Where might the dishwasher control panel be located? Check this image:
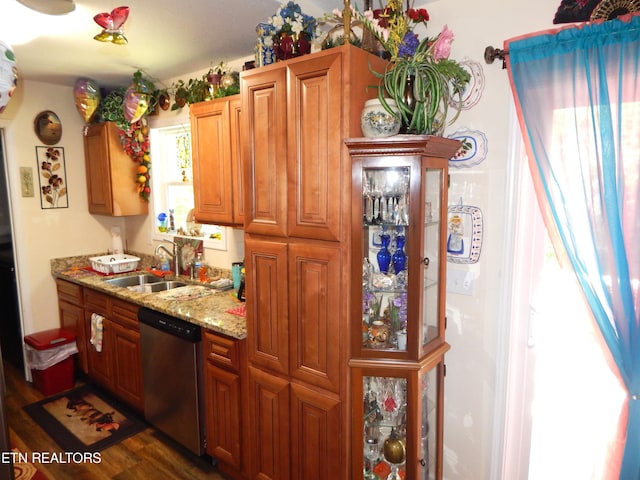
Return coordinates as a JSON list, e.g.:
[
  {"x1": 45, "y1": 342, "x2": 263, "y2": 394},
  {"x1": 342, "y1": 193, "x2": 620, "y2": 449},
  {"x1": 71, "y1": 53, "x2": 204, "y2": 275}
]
[{"x1": 138, "y1": 307, "x2": 201, "y2": 342}]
